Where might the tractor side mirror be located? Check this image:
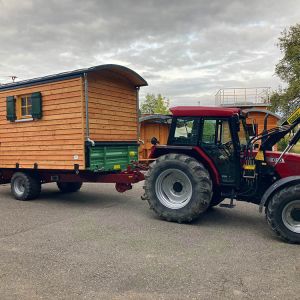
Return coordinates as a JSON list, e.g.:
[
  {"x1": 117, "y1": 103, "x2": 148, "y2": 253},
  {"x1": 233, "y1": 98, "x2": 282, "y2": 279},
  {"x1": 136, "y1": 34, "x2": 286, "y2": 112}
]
[{"x1": 151, "y1": 137, "x2": 159, "y2": 145}]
